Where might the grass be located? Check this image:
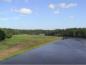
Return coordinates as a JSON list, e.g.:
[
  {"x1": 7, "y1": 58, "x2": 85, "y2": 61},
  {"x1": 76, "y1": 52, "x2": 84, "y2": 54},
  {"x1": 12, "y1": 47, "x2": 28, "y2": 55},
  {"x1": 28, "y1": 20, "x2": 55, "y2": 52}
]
[{"x1": 0, "y1": 34, "x2": 62, "y2": 60}]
